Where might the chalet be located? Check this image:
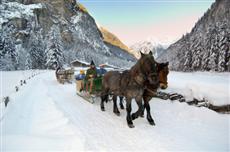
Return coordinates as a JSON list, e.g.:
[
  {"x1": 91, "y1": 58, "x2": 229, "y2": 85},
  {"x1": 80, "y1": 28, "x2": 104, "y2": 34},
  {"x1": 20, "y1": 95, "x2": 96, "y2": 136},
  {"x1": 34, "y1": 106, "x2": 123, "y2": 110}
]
[{"x1": 71, "y1": 59, "x2": 89, "y2": 67}]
